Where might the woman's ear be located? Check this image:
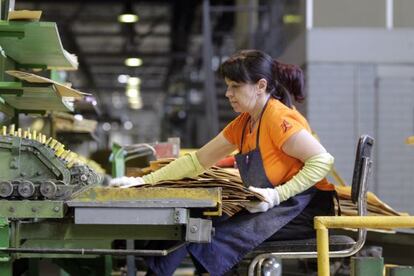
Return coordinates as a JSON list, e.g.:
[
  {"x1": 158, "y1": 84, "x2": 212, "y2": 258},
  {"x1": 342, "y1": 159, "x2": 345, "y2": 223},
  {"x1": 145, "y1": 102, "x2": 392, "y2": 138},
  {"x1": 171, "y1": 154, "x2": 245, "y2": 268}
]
[{"x1": 257, "y1": 78, "x2": 267, "y2": 94}]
